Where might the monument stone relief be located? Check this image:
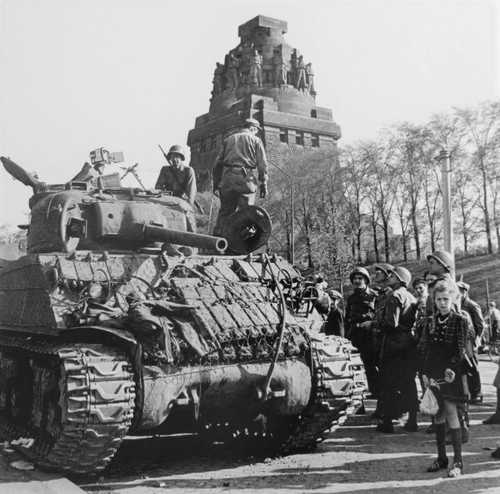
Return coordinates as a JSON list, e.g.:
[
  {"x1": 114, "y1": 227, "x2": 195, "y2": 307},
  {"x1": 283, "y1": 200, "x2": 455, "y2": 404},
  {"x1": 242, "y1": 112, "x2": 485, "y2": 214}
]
[{"x1": 187, "y1": 15, "x2": 341, "y2": 191}]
